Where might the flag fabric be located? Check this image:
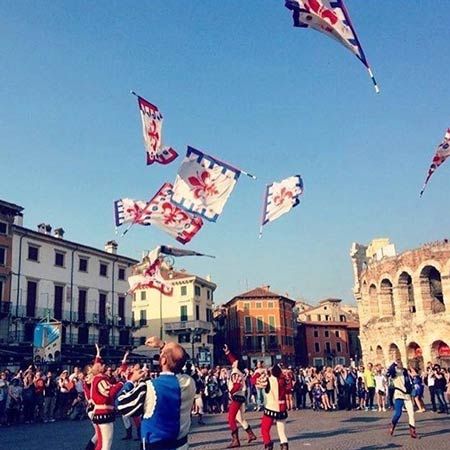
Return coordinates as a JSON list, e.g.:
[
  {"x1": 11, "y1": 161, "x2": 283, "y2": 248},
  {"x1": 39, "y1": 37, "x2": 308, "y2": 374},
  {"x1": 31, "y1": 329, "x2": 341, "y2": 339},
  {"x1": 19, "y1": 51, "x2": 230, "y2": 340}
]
[
  {"x1": 159, "y1": 245, "x2": 215, "y2": 258},
  {"x1": 145, "y1": 183, "x2": 204, "y2": 244},
  {"x1": 260, "y1": 175, "x2": 304, "y2": 235},
  {"x1": 285, "y1": 0, "x2": 379, "y2": 92},
  {"x1": 114, "y1": 183, "x2": 204, "y2": 244},
  {"x1": 420, "y1": 128, "x2": 450, "y2": 196},
  {"x1": 114, "y1": 198, "x2": 152, "y2": 227},
  {"x1": 171, "y1": 146, "x2": 241, "y2": 222},
  {"x1": 128, "y1": 247, "x2": 173, "y2": 296},
  {"x1": 135, "y1": 94, "x2": 178, "y2": 165}
]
